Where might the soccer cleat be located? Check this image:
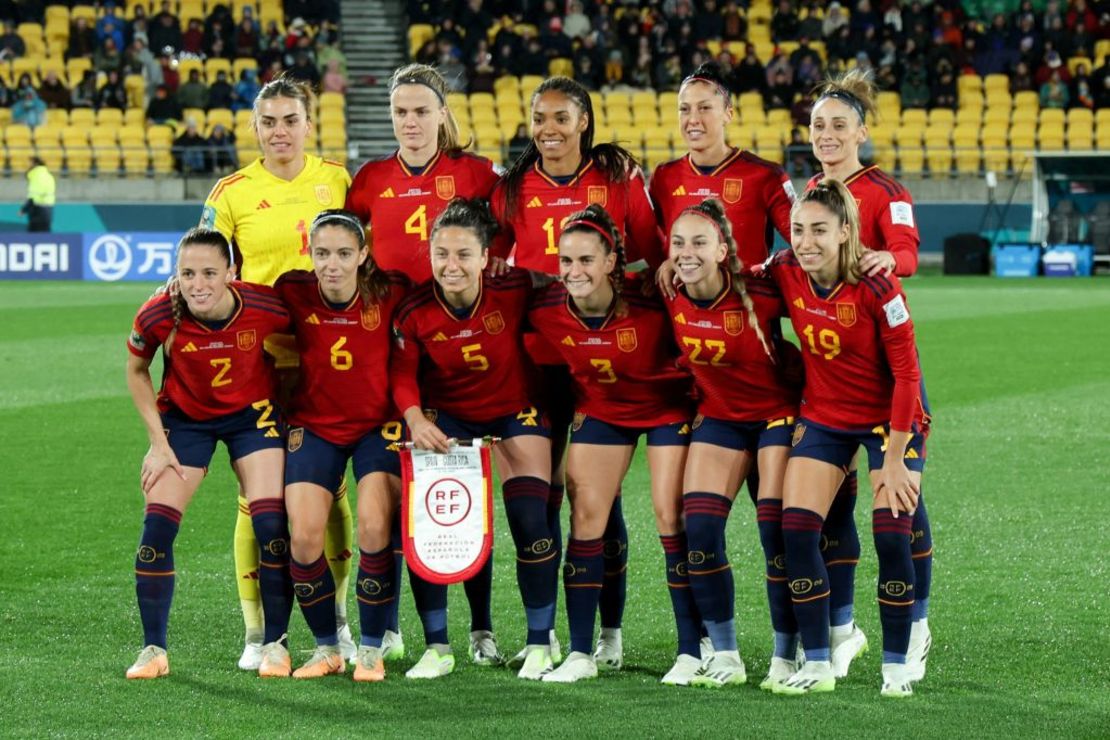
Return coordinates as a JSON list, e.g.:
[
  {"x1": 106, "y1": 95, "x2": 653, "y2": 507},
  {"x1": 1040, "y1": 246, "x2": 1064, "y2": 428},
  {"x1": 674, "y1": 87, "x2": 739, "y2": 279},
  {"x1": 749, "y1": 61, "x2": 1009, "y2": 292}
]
[
  {"x1": 660, "y1": 654, "x2": 703, "y2": 686},
  {"x1": 353, "y1": 646, "x2": 386, "y2": 682},
  {"x1": 830, "y1": 624, "x2": 868, "y2": 678},
  {"x1": 238, "y1": 639, "x2": 263, "y2": 671},
  {"x1": 405, "y1": 648, "x2": 455, "y2": 679},
  {"x1": 699, "y1": 636, "x2": 715, "y2": 661},
  {"x1": 881, "y1": 662, "x2": 914, "y2": 697},
  {"x1": 468, "y1": 630, "x2": 506, "y2": 666},
  {"x1": 337, "y1": 623, "x2": 357, "y2": 665},
  {"x1": 258, "y1": 640, "x2": 292, "y2": 678},
  {"x1": 293, "y1": 644, "x2": 345, "y2": 679},
  {"x1": 690, "y1": 650, "x2": 747, "y2": 688},
  {"x1": 126, "y1": 645, "x2": 169, "y2": 680},
  {"x1": 593, "y1": 628, "x2": 623, "y2": 671},
  {"x1": 773, "y1": 660, "x2": 835, "y2": 695},
  {"x1": 541, "y1": 651, "x2": 598, "y2": 683},
  {"x1": 906, "y1": 620, "x2": 932, "y2": 682},
  {"x1": 381, "y1": 629, "x2": 405, "y2": 661},
  {"x1": 508, "y1": 630, "x2": 562, "y2": 669},
  {"x1": 759, "y1": 657, "x2": 797, "y2": 691},
  {"x1": 517, "y1": 646, "x2": 554, "y2": 681}
]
